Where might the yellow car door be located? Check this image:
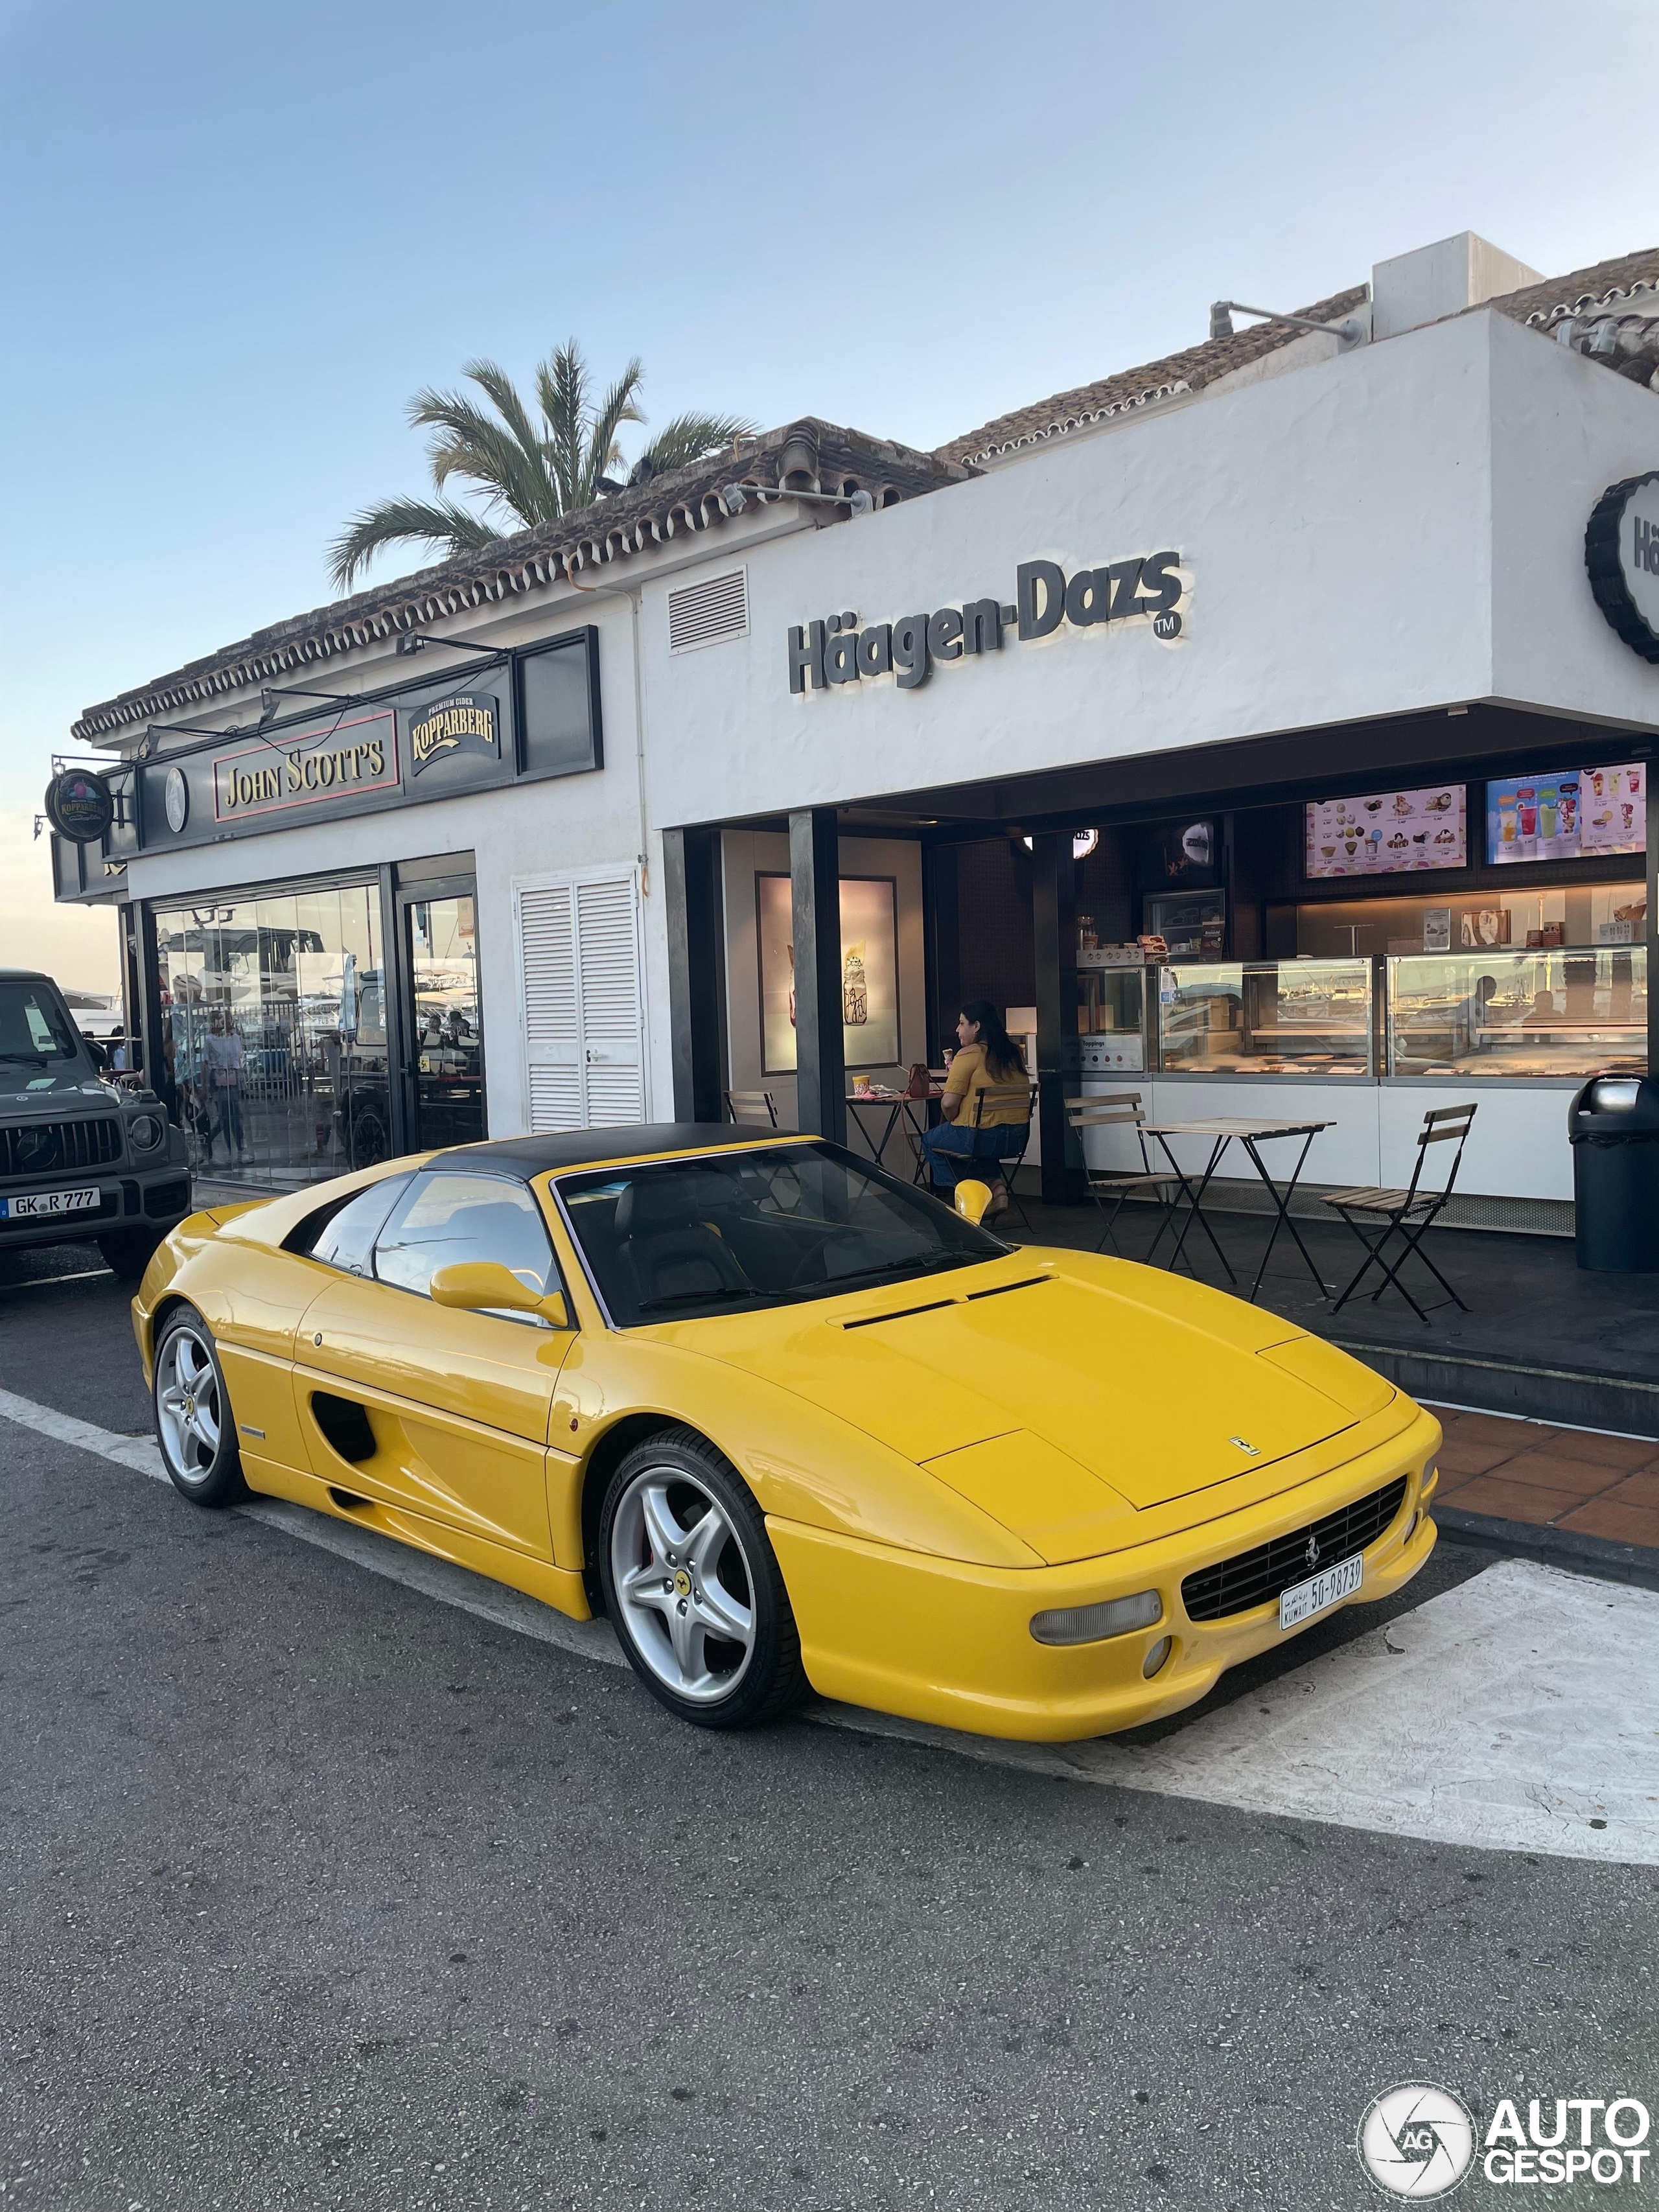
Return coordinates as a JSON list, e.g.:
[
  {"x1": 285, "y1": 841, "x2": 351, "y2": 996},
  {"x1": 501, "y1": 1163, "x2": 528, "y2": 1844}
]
[{"x1": 292, "y1": 1167, "x2": 573, "y2": 1557}]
